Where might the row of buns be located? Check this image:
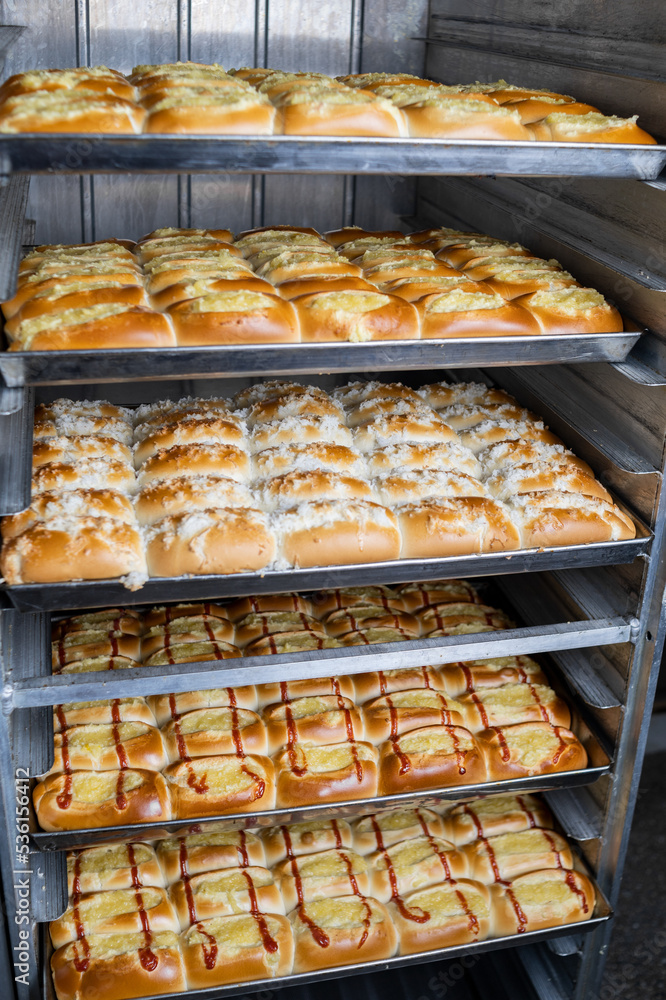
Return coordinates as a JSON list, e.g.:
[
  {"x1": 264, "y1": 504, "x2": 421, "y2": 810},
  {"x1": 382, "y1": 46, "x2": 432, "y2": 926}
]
[
  {"x1": 3, "y1": 224, "x2": 624, "y2": 351},
  {"x1": 1, "y1": 379, "x2": 636, "y2": 587},
  {"x1": 50, "y1": 793, "x2": 595, "y2": 999},
  {"x1": 0, "y1": 62, "x2": 654, "y2": 144},
  {"x1": 35, "y1": 583, "x2": 588, "y2": 832}
]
